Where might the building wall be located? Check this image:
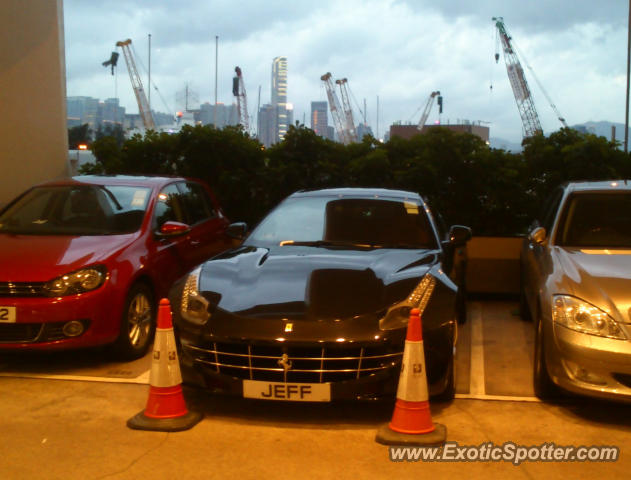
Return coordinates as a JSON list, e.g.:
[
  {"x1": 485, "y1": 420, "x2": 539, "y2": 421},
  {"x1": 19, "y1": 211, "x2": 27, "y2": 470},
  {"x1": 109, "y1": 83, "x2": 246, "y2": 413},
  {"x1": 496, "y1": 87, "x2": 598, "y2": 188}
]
[
  {"x1": 311, "y1": 101, "x2": 328, "y2": 138},
  {"x1": 0, "y1": 0, "x2": 68, "y2": 206},
  {"x1": 271, "y1": 56, "x2": 288, "y2": 143}
]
